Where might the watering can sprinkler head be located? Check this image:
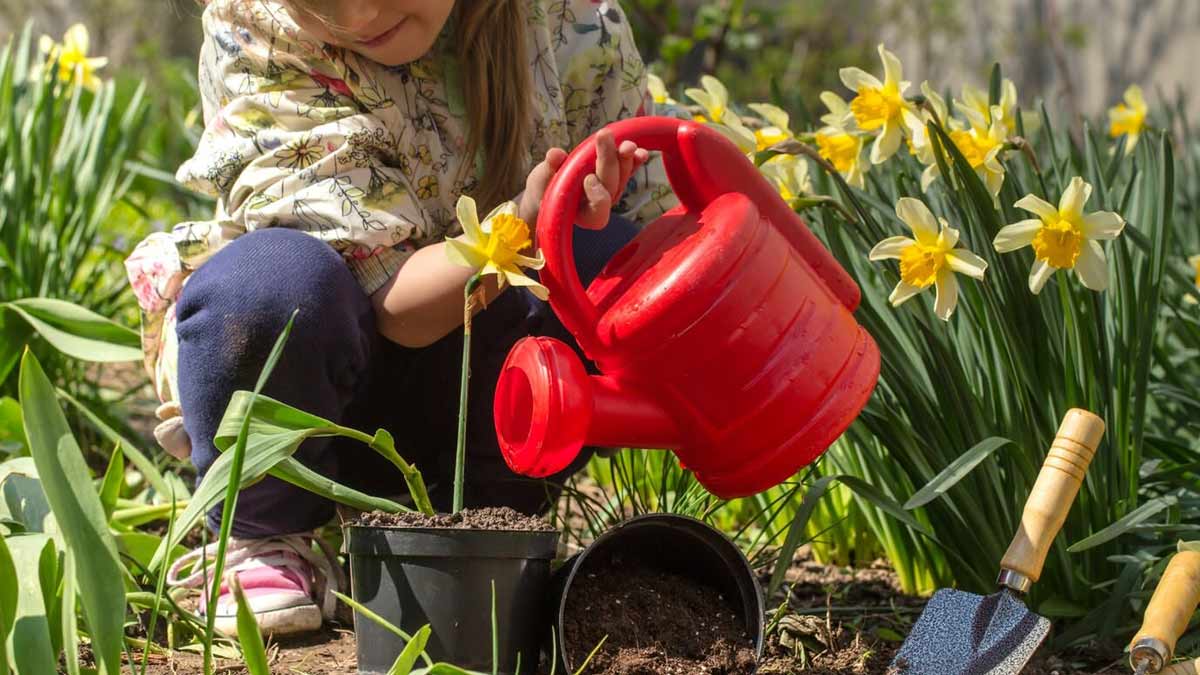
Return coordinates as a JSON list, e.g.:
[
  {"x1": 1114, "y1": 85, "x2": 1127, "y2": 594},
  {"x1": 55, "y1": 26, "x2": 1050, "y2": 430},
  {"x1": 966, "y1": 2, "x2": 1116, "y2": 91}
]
[{"x1": 494, "y1": 116, "x2": 881, "y2": 498}]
